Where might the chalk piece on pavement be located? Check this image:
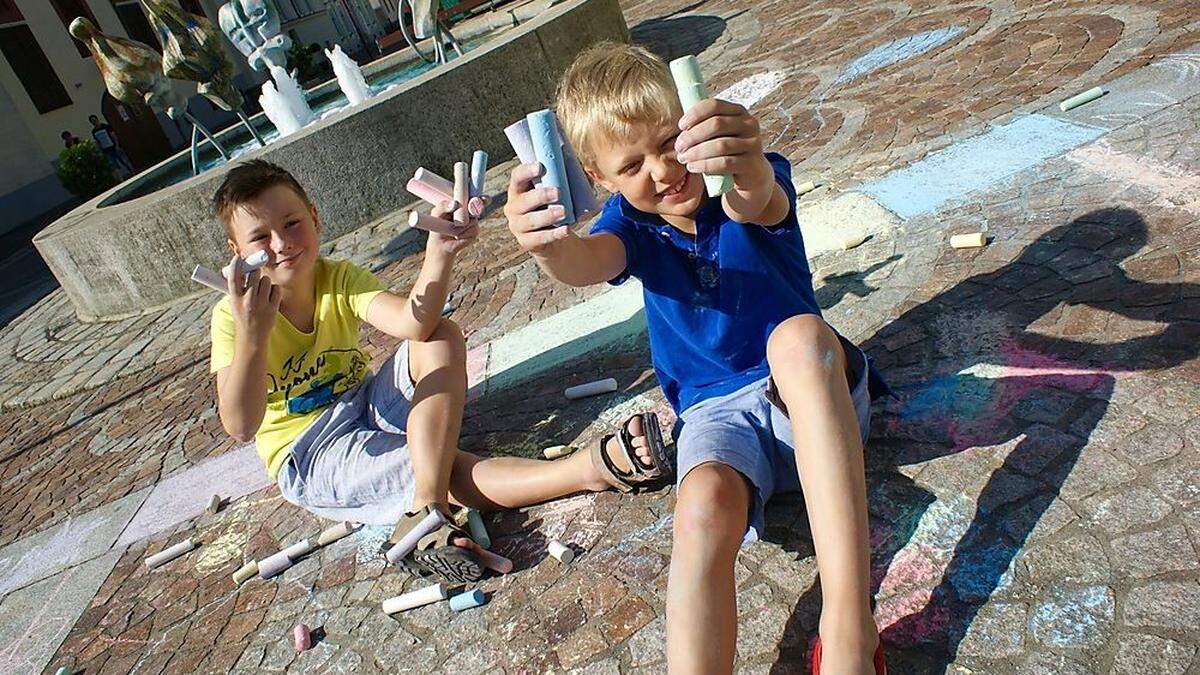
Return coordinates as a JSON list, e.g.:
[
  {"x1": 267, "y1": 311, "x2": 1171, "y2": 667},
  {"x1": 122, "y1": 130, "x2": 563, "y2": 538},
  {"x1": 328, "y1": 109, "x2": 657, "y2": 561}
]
[
  {"x1": 282, "y1": 538, "x2": 316, "y2": 560},
  {"x1": 382, "y1": 583, "x2": 448, "y2": 613},
  {"x1": 145, "y1": 539, "x2": 196, "y2": 569},
  {"x1": 293, "y1": 624, "x2": 312, "y2": 652},
  {"x1": 564, "y1": 378, "x2": 618, "y2": 400},
  {"x1": 258, "y1": 550, "x2": 294, "y2": 579},
  {"x1": 950, "y1": 232, "x2": 987, "y2": 249},
  {"x1": 839, "y1": 233, "x2": 868, "y2": 251},
  {"x1": 232, "y1": 560, "x2": 258, "y2": 585},
  {"x1": 449, "y1": 588, "x2": 487, "y2": 612},
  {"x1": 543, "y1": 444, "x2": 575, "y2": 460},
  {"x1": 207, "y1": 494, "x2": 223, "y2": 514},
  {"x1": 1059, "y1": 87, "x2": 1105, "y2": 112},
  {"x1": 456, "y1": 539, "x2": 513, "y2": 574},
  {"x1": 548, "y1": 540, "x2": 575, "y2": 564},
  {"x1": 384, "y1": 509, "x2": 448, "y2": 564},
  {"x1": 796, "y1": 181, "x2": 817, "y2": 197},
  {"x1": 316, "y1": 521, "x2": 357, "y2": 546},
  {"x1": 466, "y1": 509, "x2": 491, "y2": 549}
]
